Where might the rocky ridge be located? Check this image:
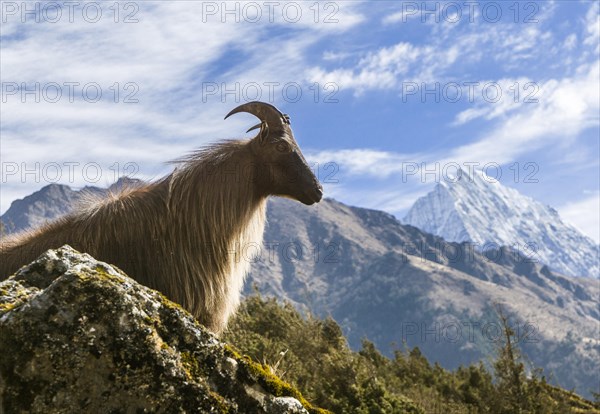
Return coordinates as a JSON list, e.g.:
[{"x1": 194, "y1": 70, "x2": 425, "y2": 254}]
[{"x1": 0, "y1": 246, "x2": 326, "y2": 414}]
